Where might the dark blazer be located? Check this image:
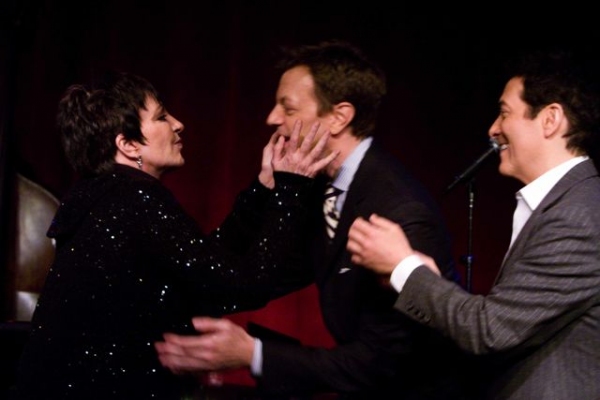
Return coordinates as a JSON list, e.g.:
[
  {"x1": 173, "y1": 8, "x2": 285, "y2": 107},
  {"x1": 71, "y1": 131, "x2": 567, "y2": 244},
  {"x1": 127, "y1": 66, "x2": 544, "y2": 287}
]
[
  {"x1": 258, "y1": 141, "x2": 470, "y2": 399},
  {"x1": 396, "y1": 159, "x2": 600, "y2": 399}
]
